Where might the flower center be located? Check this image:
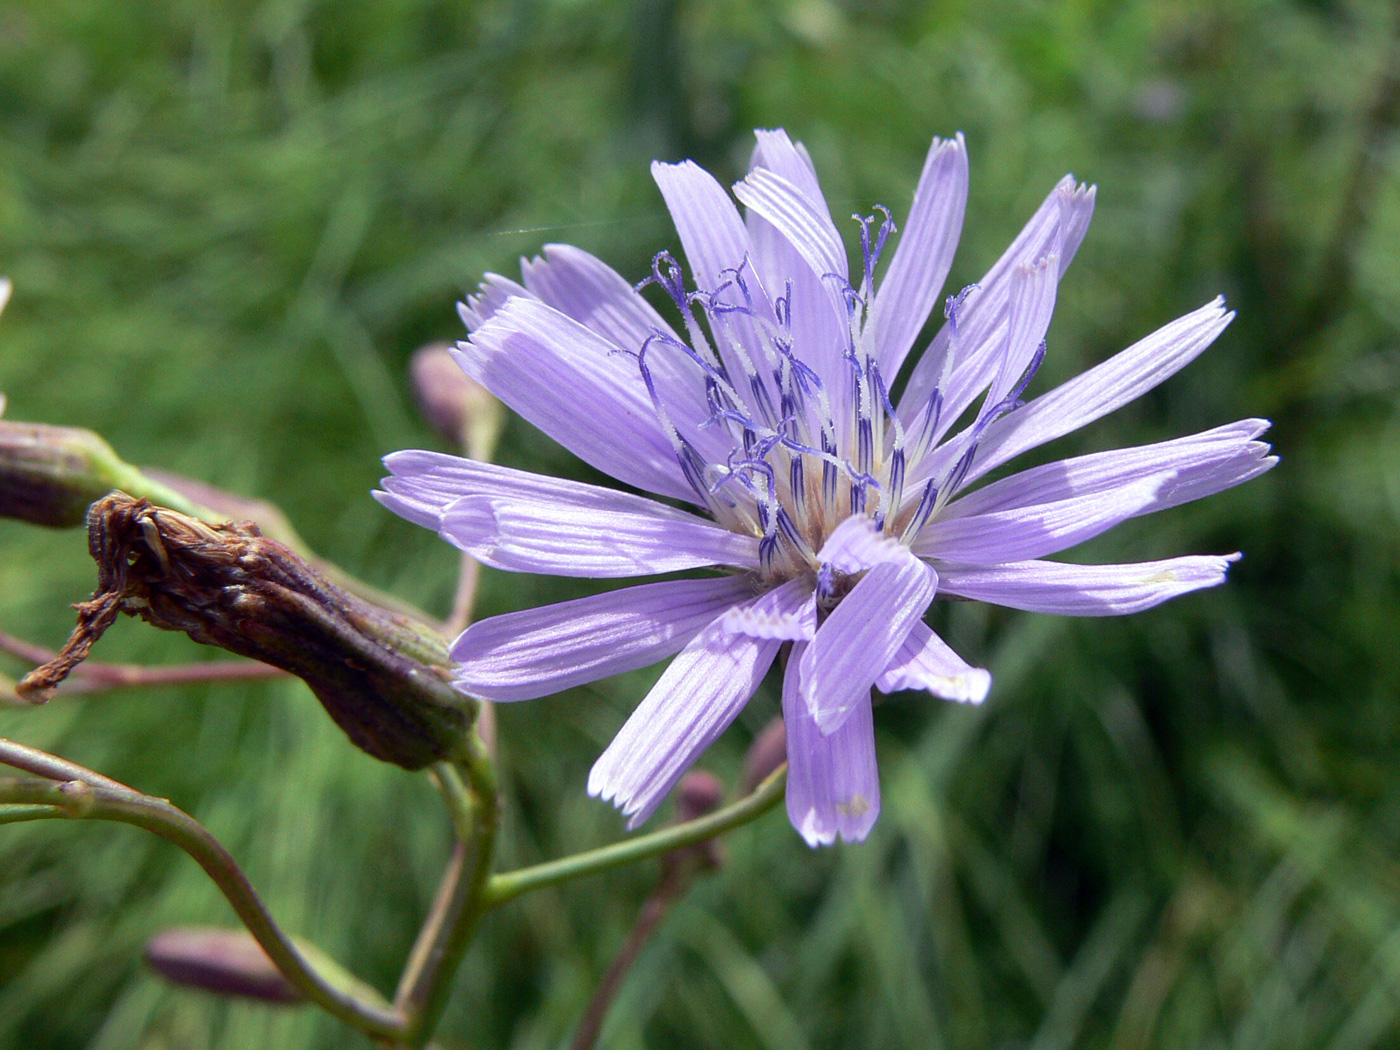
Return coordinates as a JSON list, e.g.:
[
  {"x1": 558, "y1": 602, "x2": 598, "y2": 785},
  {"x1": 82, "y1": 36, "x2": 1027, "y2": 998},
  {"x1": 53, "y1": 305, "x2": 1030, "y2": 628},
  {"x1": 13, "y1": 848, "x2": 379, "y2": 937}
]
[{"x1": 629, "y1": 212, "x2": 1042, "y2": 584}]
